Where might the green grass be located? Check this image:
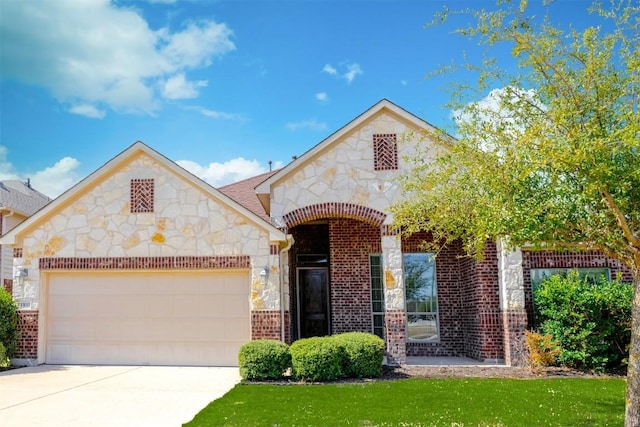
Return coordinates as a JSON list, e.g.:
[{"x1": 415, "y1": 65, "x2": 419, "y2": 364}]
[{"x1": 184, "y1": 377, "x2": 625, "y2": 427}]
